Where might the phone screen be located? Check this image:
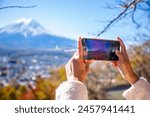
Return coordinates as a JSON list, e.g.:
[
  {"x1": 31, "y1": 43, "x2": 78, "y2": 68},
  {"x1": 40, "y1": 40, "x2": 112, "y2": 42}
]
[{"x1": 81, "y1": 38, "x2": 120, "y2": 61}]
